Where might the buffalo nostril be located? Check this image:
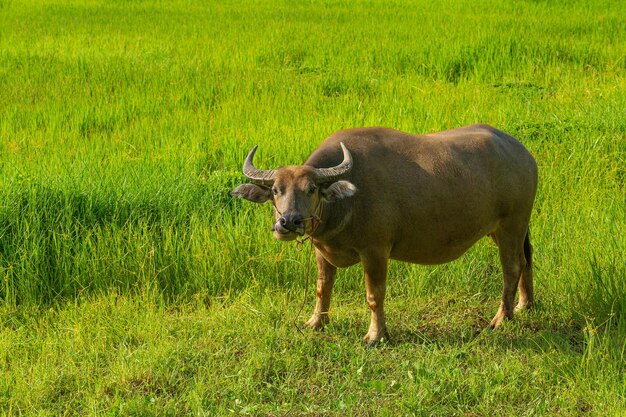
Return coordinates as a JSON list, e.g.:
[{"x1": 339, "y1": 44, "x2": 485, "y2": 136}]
[{"x1": 278, "y1": 214, "x2": 304, "y2": 232}]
